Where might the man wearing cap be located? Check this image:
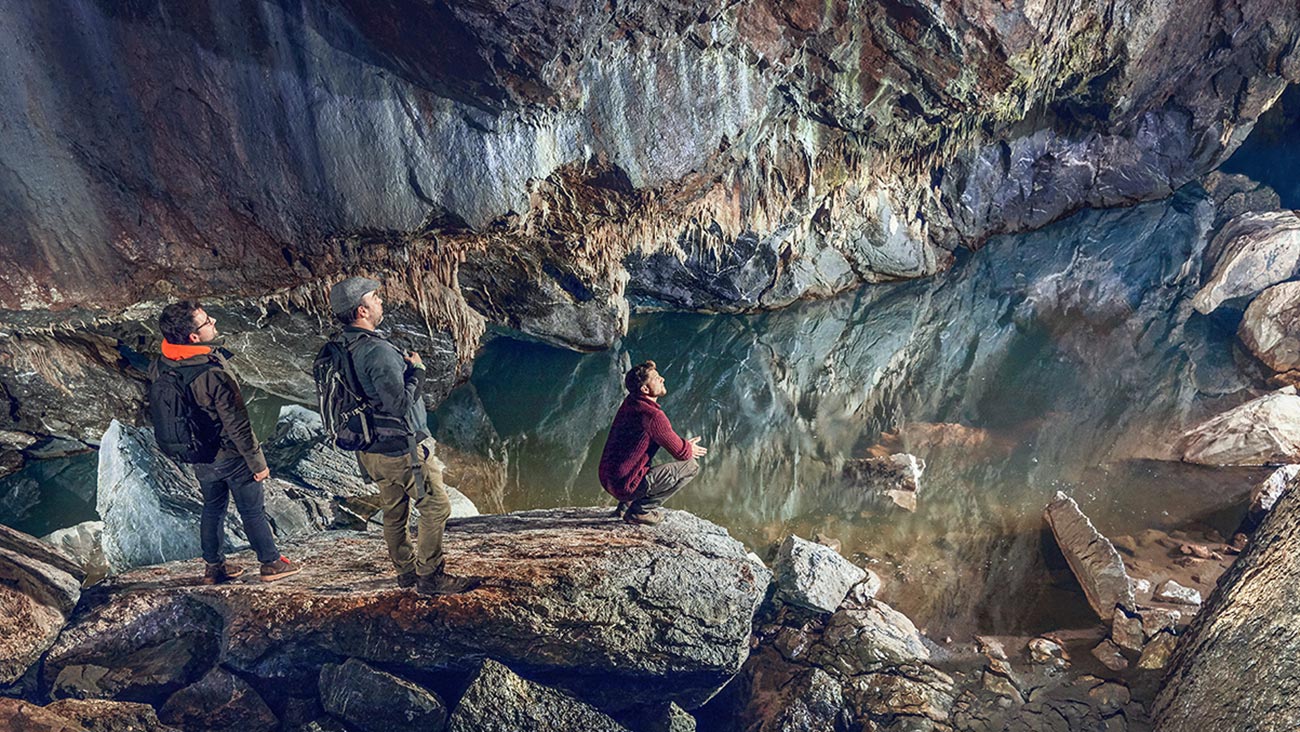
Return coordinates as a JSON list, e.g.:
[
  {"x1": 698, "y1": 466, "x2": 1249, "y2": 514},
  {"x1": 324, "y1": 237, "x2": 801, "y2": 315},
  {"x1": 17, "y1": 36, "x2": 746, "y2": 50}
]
[{"x1": 327, "y1": 277, "x2": 453, "y2": 594}]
